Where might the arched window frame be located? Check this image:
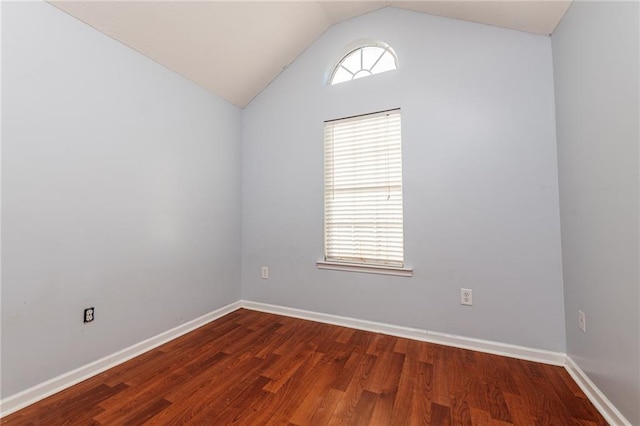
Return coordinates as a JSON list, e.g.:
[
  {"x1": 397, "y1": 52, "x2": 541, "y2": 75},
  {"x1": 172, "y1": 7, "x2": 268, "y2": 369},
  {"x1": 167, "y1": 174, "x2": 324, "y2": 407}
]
[{"x1": 324, "y1": 39, "x2": 398, "y2": 86}]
